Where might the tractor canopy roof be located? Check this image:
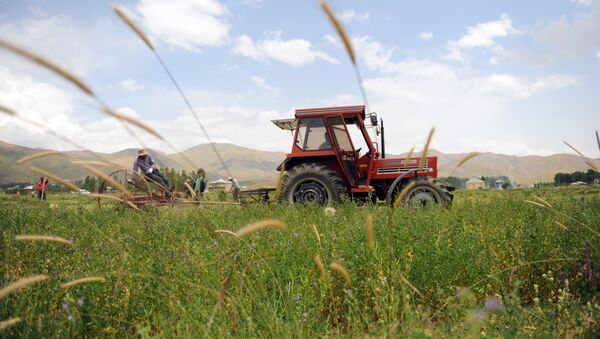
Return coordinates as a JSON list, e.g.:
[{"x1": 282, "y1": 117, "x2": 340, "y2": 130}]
[
  {"x1": 271, "y1": 105, "x2": 366, "y2": 131},
  {"x1": 294, "y1": 105, "x2": 366, "y2": 119}
]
